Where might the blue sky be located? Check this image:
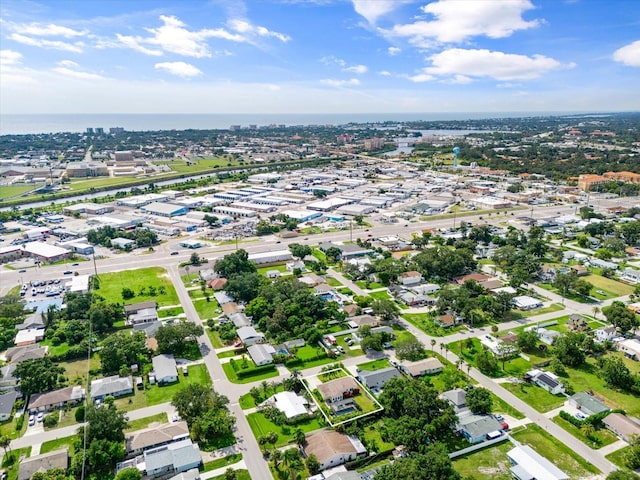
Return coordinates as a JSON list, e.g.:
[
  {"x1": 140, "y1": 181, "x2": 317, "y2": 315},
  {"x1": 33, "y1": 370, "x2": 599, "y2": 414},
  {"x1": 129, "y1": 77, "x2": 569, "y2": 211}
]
[{"x1": 1, "y1": 0, "x2": 639, "y2": 114}]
